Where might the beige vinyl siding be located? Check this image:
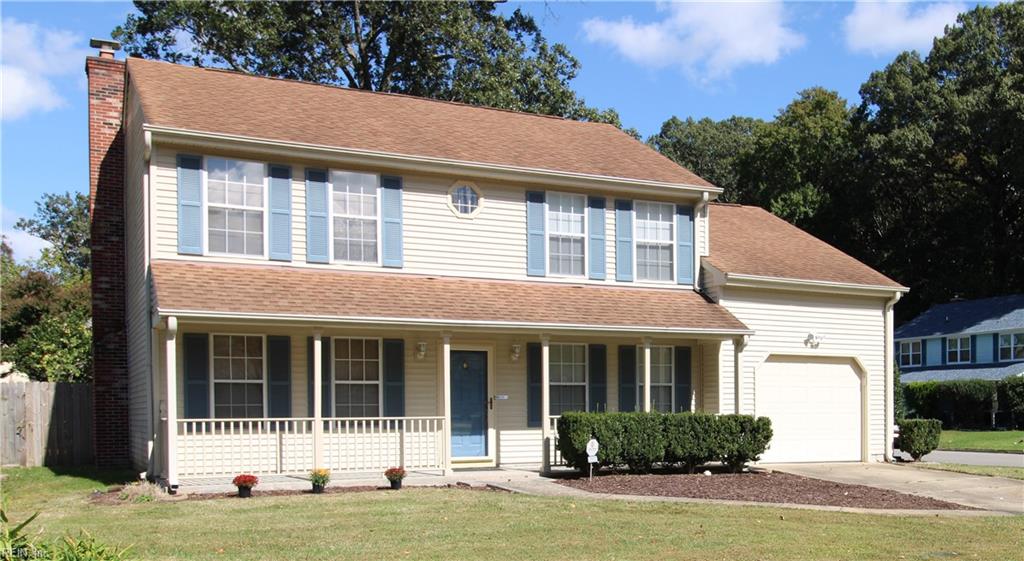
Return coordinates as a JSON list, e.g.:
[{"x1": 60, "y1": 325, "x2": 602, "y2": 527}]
[
  {"x1": 124, "y1": 84, "x2": 152, "y2": 472},
  {"x1": 718, "y1": 288, "x2": 888, "y2": 459},
  {"x1": 148, "y1": 142, "x2": 704, "y2": 288},
  {"x1": 700, "y1": 340, "x2": 720, "y2": 414}
]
